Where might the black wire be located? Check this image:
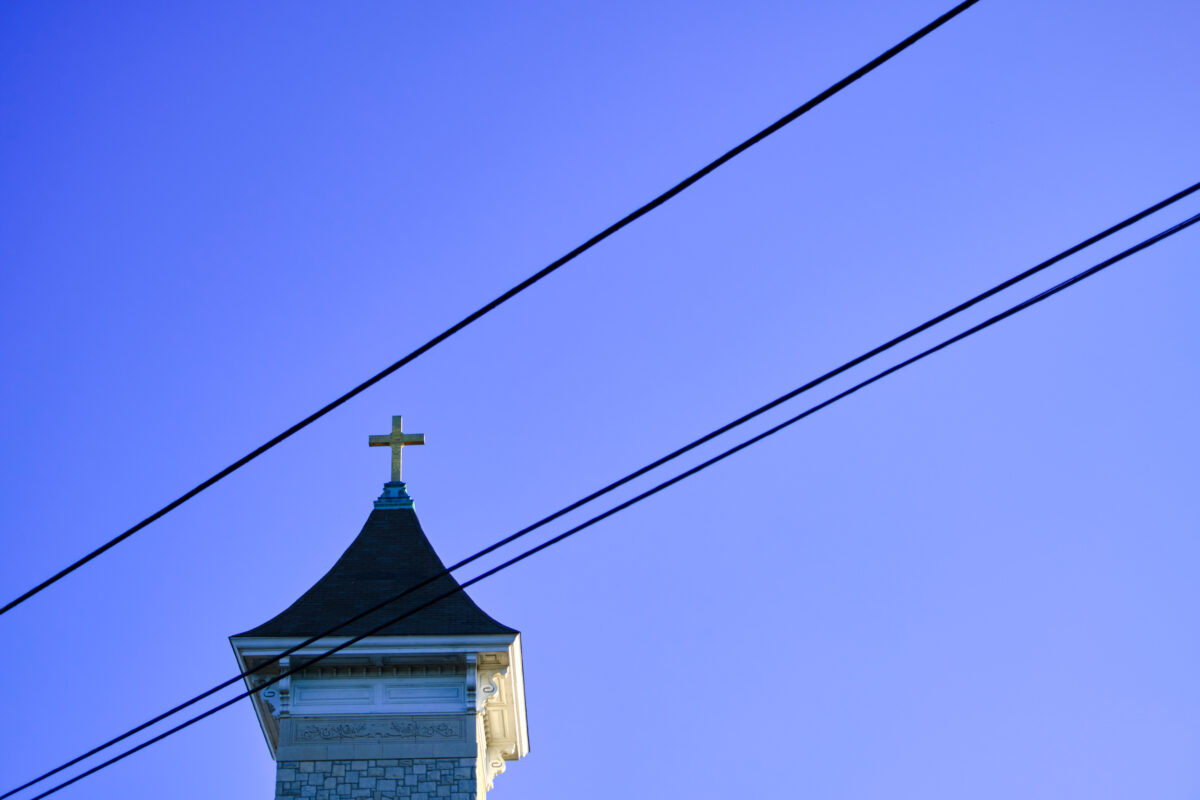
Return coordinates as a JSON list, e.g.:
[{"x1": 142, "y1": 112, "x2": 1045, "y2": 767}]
[
  {"x1": 24, "y1": 209, "x2": 1200, "y2": 800},
  {"x1": 7, "y1": 181, "x2": 1198, "y2": 800},
  {"x1": 0, "y1": 0, "x2": 985, "y2": 619}
]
